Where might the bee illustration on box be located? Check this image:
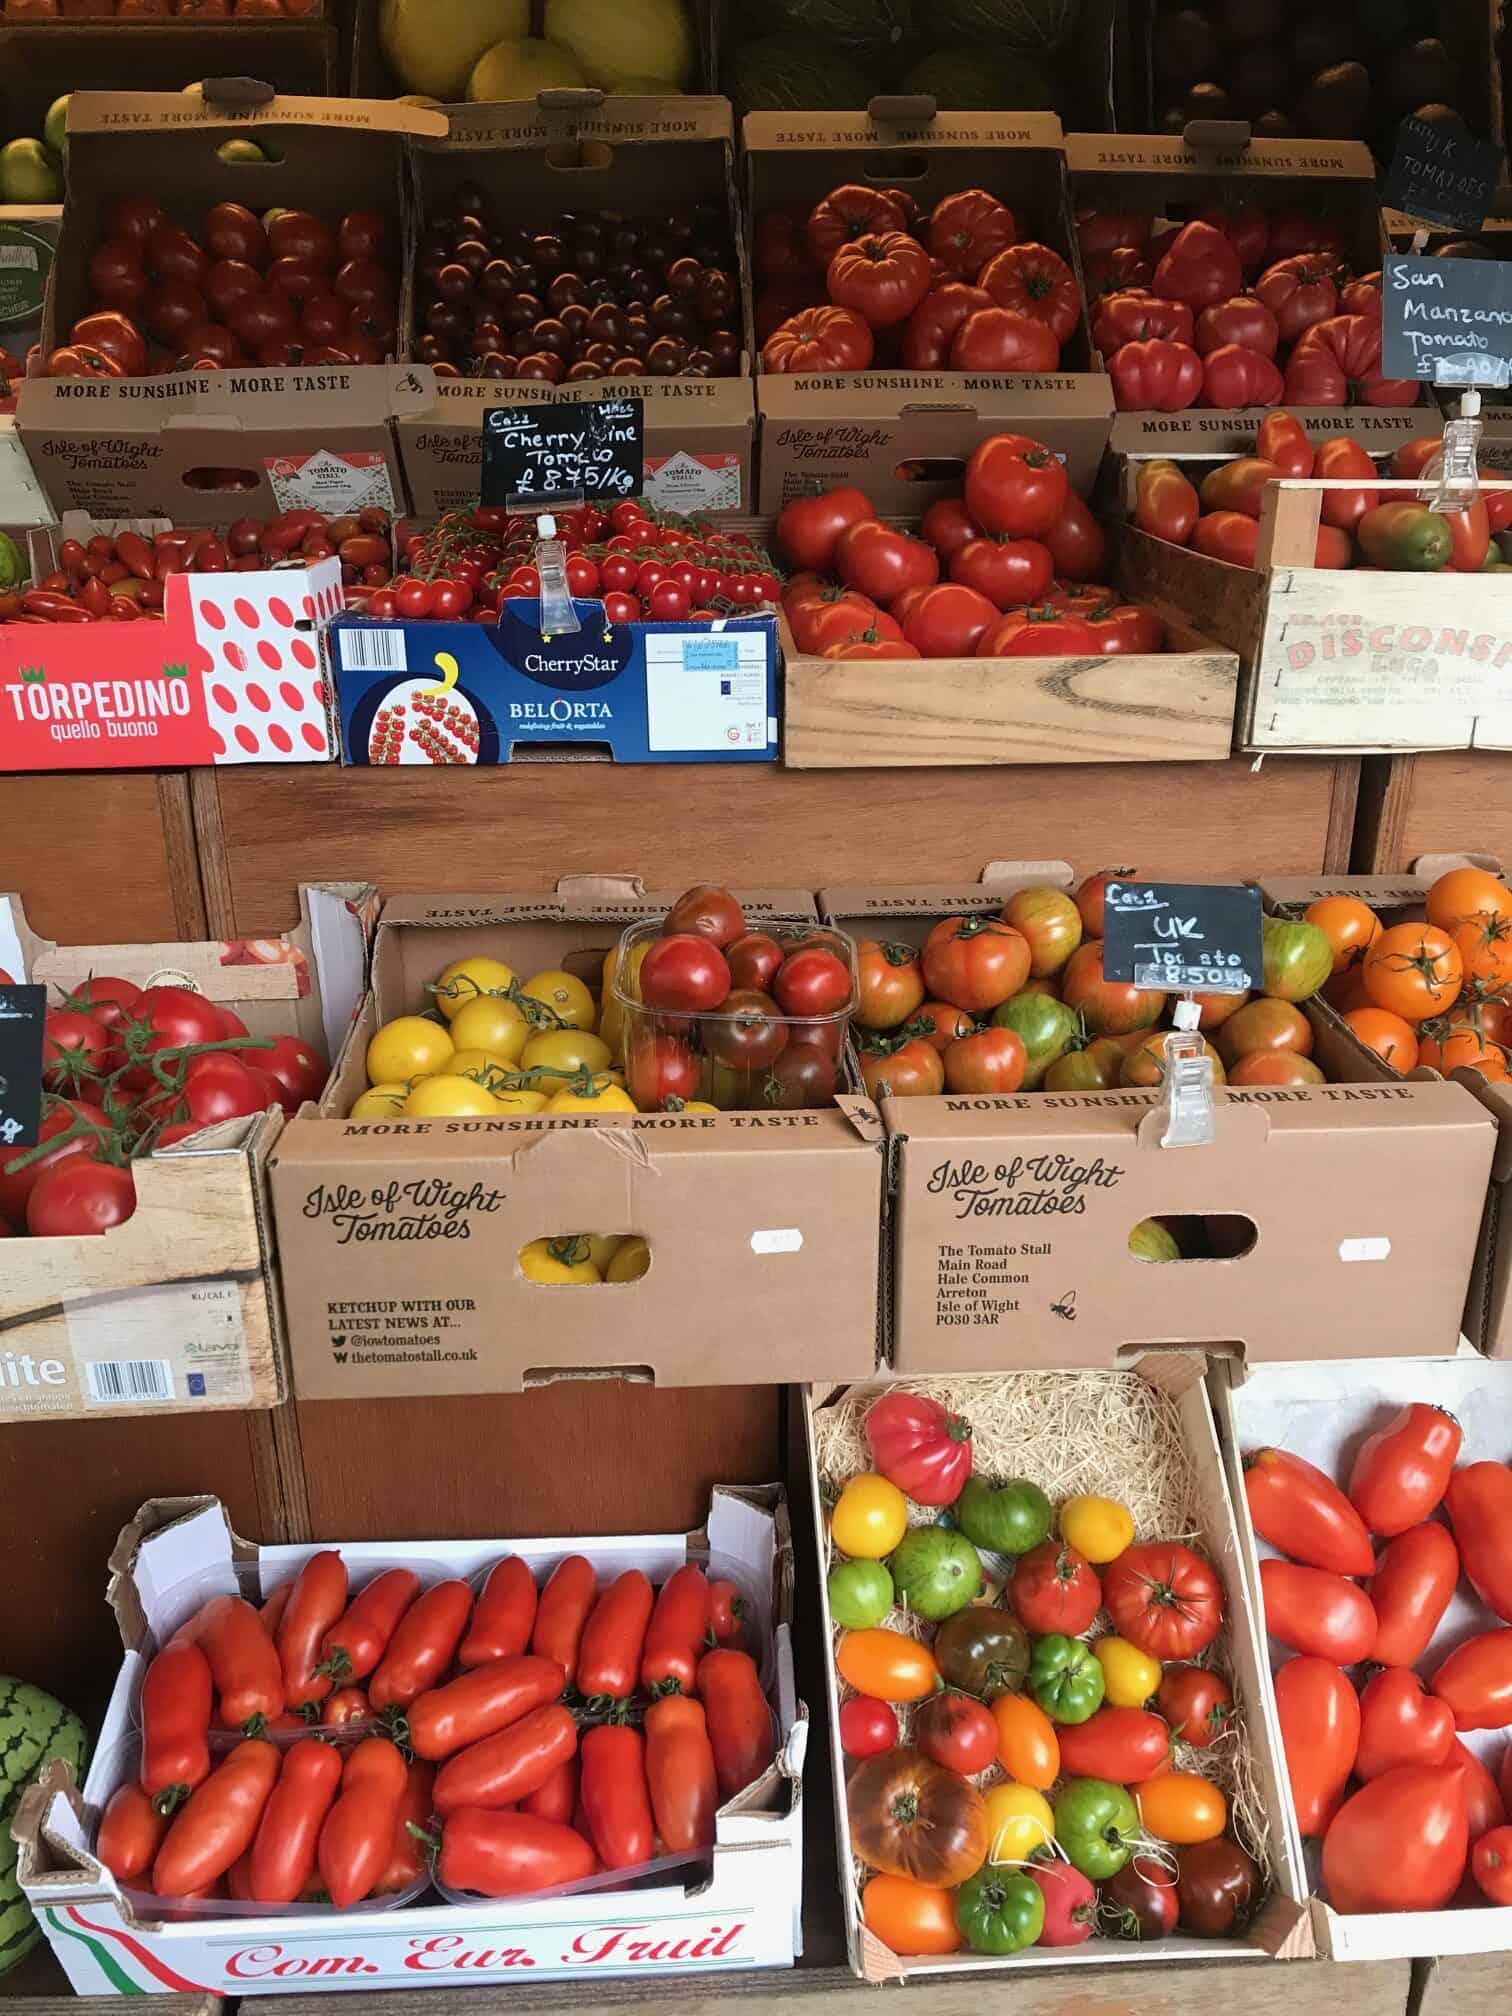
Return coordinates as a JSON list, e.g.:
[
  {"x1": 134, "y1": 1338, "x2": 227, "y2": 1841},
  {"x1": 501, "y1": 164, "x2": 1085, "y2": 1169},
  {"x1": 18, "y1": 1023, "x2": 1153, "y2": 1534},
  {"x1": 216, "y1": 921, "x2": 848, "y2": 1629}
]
[{"x1": 1050, "y1": 1290, "x2": 1077, "y2": 1322}]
